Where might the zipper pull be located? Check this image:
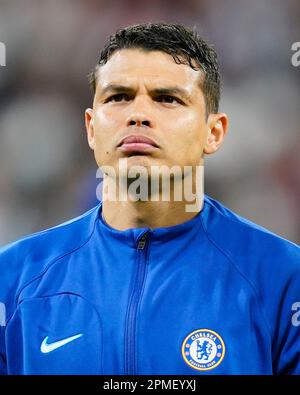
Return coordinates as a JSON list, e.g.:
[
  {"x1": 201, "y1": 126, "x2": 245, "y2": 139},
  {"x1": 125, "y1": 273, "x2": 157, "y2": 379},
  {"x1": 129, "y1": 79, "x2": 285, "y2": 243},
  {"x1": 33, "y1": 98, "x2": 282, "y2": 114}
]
[{"x1": 137, "y1": 232, "x2": 149, "y2": 250}]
